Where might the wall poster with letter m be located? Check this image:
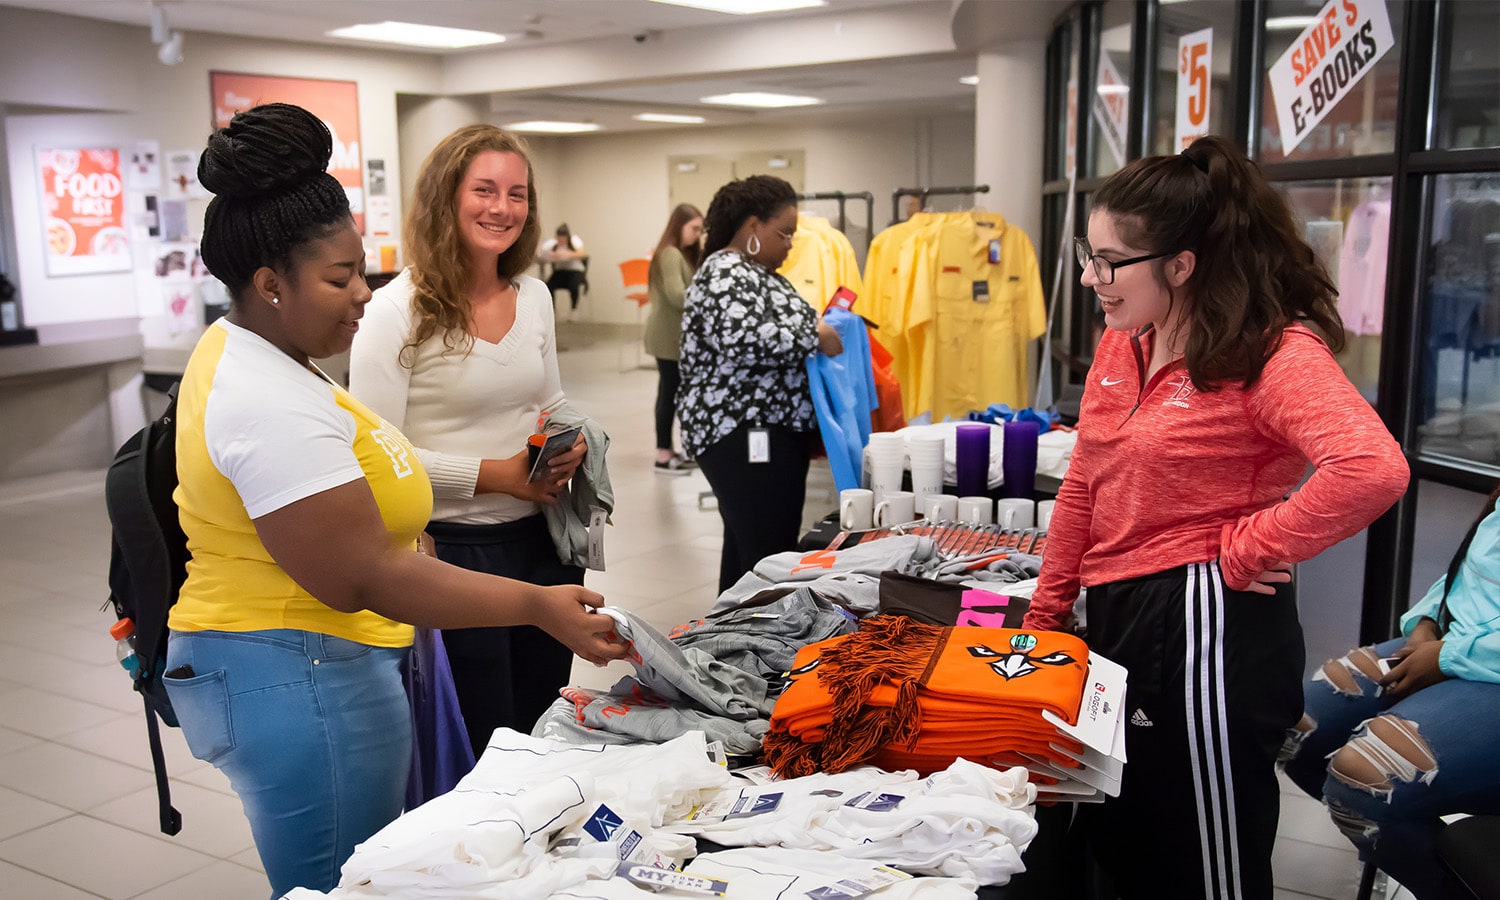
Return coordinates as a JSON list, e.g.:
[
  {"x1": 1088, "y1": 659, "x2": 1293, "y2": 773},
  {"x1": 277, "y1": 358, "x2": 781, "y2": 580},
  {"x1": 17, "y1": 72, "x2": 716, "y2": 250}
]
[{"x1": 209, "y1": 72, "x2": 364, "y2": 232}]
